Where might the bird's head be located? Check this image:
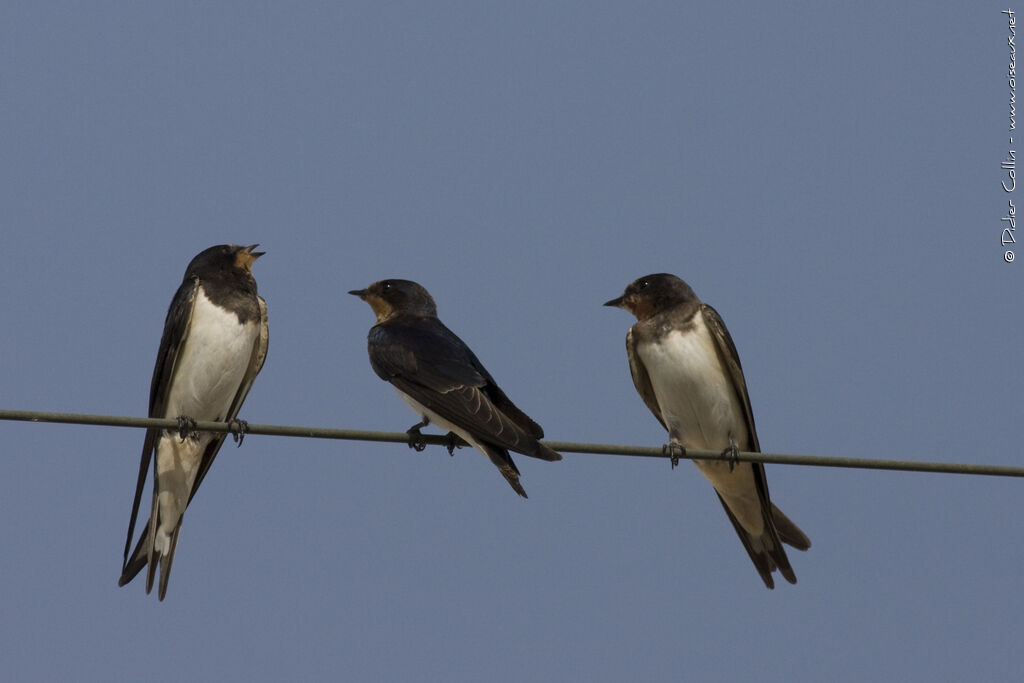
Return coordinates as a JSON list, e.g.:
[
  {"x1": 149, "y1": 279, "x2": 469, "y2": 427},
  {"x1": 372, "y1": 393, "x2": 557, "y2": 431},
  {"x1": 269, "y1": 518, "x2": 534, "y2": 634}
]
[
  {"x1": 603, "y1": 273, "x2": 696, "y2": 321},
  {"x1": 184, "y1": 244, "x2": 264, "y2": 281},
  {"x1": 349, "y1": 279, "x2": 437, "y2": 323}
]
